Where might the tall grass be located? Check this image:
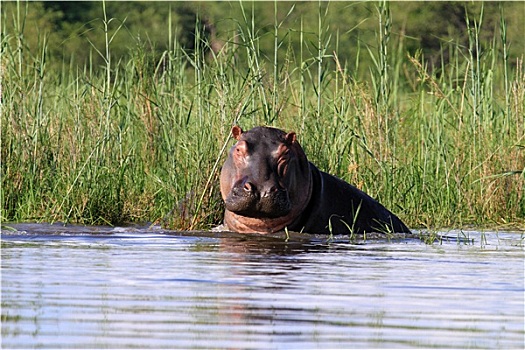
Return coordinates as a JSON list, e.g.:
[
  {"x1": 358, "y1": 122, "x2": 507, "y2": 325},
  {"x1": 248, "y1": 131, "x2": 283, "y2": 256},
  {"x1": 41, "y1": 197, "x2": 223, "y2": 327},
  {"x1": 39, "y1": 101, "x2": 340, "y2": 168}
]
[{"x1": 1, "y1": 2, "x2": 523, "y2": 230}]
